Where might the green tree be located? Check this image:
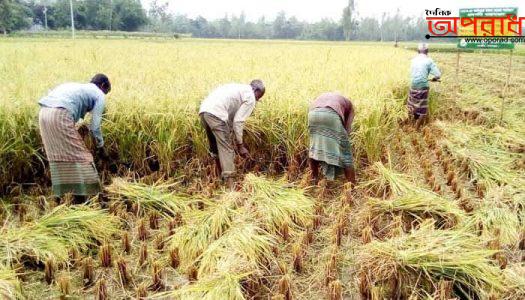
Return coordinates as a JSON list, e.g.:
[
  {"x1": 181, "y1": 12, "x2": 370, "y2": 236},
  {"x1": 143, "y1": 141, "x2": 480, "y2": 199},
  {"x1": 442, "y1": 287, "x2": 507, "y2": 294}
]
[
  {"x1": 341, "y1": 0, "x2": 354, "y2": 40},
  {"x1": 254, "y1": 16, "x2": 271, "y2": 39},
  {"x1": 84, "y1": 0, "x2": 112, "y2": 30},
  {"x1": 0, "y1": 0, "x2": 32, "y2": 34},
  {"x1": 272, "y1": 11, "x2": 286, "y2": 38},
  {"x1": 301, "y1": 19, "x2": 343, "y2": 41},
  {"x1": 50, "y1": 0, "x2": 85, "y2": 29},
  {"x1": 112, "y1": 0, "x2": 147, "y2": 31},
  {"x1": 230, "y1": 12, "x2": 246, "y2": 38},
  {"x1": 172, "y1": 14, "x2": 191, "y2": 33},
  {"x1": 148, "y1": 0, "x2": 170, "y2": 32},
  {"x1": 218, "y1": 14, "x2": 231, "y2": 37},
  {"x1": 356, "y1": 17, "x2": 380, "y2": 40}
]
